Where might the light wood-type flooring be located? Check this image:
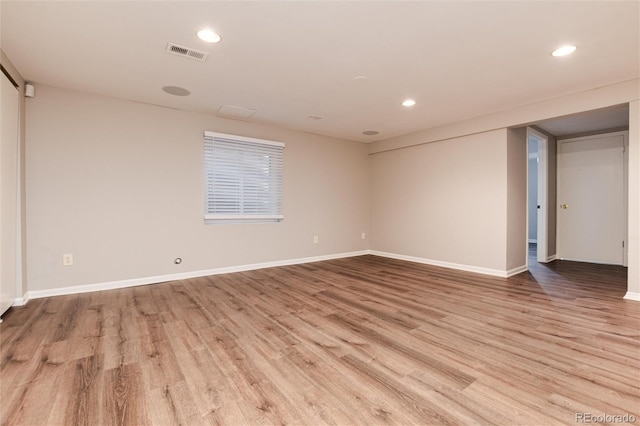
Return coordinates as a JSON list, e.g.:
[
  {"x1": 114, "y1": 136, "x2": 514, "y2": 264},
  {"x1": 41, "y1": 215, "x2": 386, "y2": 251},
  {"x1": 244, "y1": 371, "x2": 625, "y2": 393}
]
[{"x1": 1, "y1": 253, "x2": 639, "y2": 425}]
